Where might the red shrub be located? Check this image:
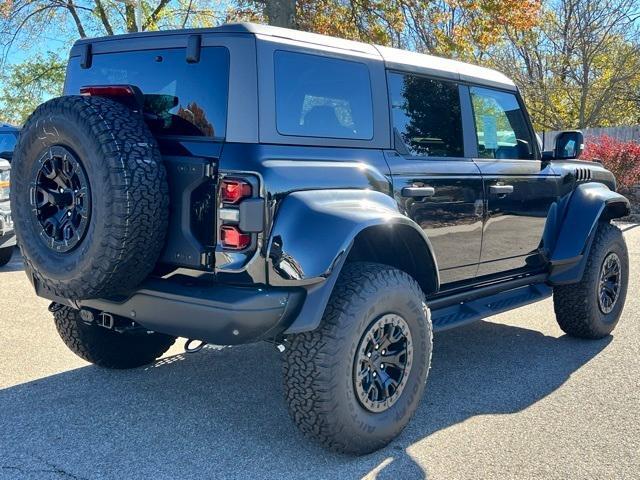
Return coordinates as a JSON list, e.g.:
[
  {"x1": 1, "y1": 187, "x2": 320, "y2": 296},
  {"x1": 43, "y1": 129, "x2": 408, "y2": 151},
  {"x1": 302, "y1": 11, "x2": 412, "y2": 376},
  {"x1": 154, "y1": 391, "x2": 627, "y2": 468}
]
[{"x1": 581, "y1": 135, "x2": 640, "y2": 188}]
